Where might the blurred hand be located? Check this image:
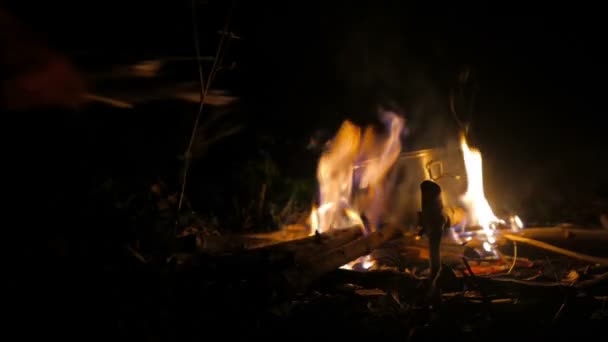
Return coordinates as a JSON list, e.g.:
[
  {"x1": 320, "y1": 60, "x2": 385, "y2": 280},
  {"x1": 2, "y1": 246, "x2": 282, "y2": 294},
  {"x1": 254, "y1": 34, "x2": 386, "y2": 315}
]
[
  {"x1": 2, "y1": 52, "x2": 86, "y2": 110},
  {"x1": 0, "y1": 7, "x2": 86, "y2": 110}
]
